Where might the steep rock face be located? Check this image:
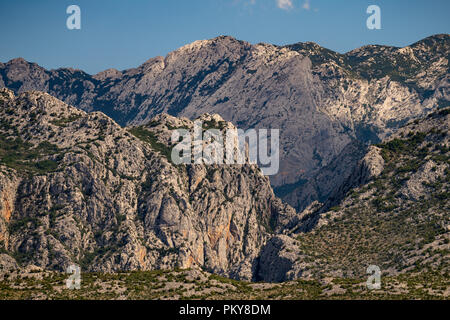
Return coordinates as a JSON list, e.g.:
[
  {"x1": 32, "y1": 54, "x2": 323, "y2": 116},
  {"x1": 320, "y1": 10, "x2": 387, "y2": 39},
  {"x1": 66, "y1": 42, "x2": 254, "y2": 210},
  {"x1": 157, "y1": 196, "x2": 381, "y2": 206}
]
[
  {"x1": 287, "y1": 145, "x2": 386, "y2": 233},
  {"x1": 321, "y1": 146, "x2": 385, "y2": 211},
  {"x1": 282, "y1": 140, "x2": 368, "y2": 211},
  {"x1": 0, "y1": 88, "x2": 296, "y2": 280},
  {"x1": 256, "y1": 235, "x2": 303, "y2": 282},
  {"x1": 0, "y1": 35, "x2": 448, "y2": 212},
  {"x1": 0, "y1": 169, "x2": 21, "y2": 249},
  {"x1": 0, "y1": 254, "x2": 18, "y2": 272}
]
